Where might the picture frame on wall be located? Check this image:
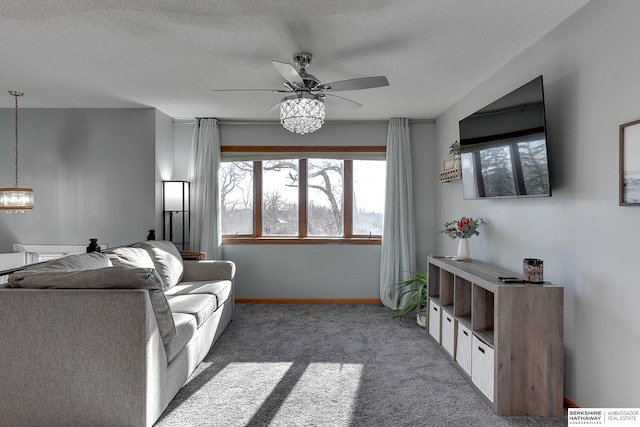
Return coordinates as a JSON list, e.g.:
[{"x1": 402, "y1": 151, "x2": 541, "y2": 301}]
[{"x1": 620, "y1": 119, "x2": 640, "y2": 205}]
